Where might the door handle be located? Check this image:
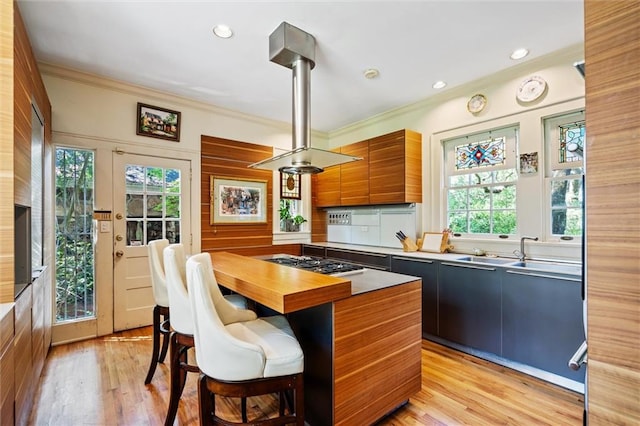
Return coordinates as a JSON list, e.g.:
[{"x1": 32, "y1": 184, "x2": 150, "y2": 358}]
[{"x1": 115, "y1": 250, "x2": 124, "y2": 258}]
